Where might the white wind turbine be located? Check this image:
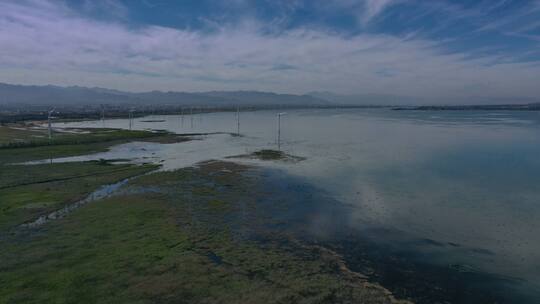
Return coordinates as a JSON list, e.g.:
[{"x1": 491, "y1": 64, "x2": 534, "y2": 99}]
[
  {"x1": 128, "y1": 108, "x2": 135, "y2": 130},
  {"x1": 47, "y1": 108, "x2": 56, "y2": 141},
  {"x1": 236, "y1": 105, "x2": 240, "y2": 136},
  {"x1": 277, "y1": 112, "x2": 286, "y2": 150}
]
